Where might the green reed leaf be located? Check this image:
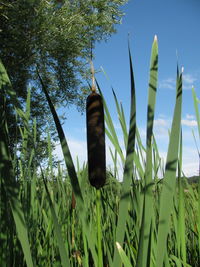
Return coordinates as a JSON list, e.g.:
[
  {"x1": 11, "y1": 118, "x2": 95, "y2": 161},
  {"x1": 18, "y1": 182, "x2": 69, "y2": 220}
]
[
  {"x1": 192, "y1": 87, "x2": 200, "y2": 258},
  {"x1": 38, "y1": 71, "x2": 98, "y2": 265},
  {"x1": 112, "y1": 88, "x2": 128, "y2": 148},
  {"x1": 97, "y1": 82, "x2": 125, "y2": 164},
  {"x1": 116, "y1": 242, "x2": 133, "y2": 267},
  {"x1": 37, "y1": 71, "x2": 83, "y2": 203},
  {"x1": 112, "y1": 41, "x2": 136, "y2": 267},
  {"x1": 192, "y1": 87, "x2": 200, "y2": 139},
  {"x1": 39, "y1": 165, "x2": 70, "y2": 267},
  {"x1": 156, "y1": 66, "x2": 182, "y2": 267},
  {"x1": 136, "y1": 35, "x2": 158, "y2": 267},
  {"x1": 0, "y1": 60, "x2": 34, "y2": 267}
]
